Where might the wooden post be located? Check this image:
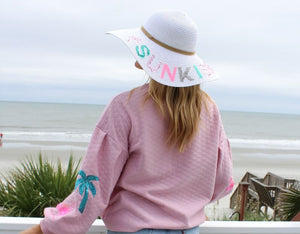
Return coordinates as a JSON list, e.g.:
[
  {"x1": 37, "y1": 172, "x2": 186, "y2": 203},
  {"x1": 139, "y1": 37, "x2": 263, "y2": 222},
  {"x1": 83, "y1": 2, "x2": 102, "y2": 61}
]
[
  {"x1": 292, "y1": 212, "x2": 300, "y2": 221},
  {"x1": 239, "y1": 182, "x2": 249, "y2": 221}
]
